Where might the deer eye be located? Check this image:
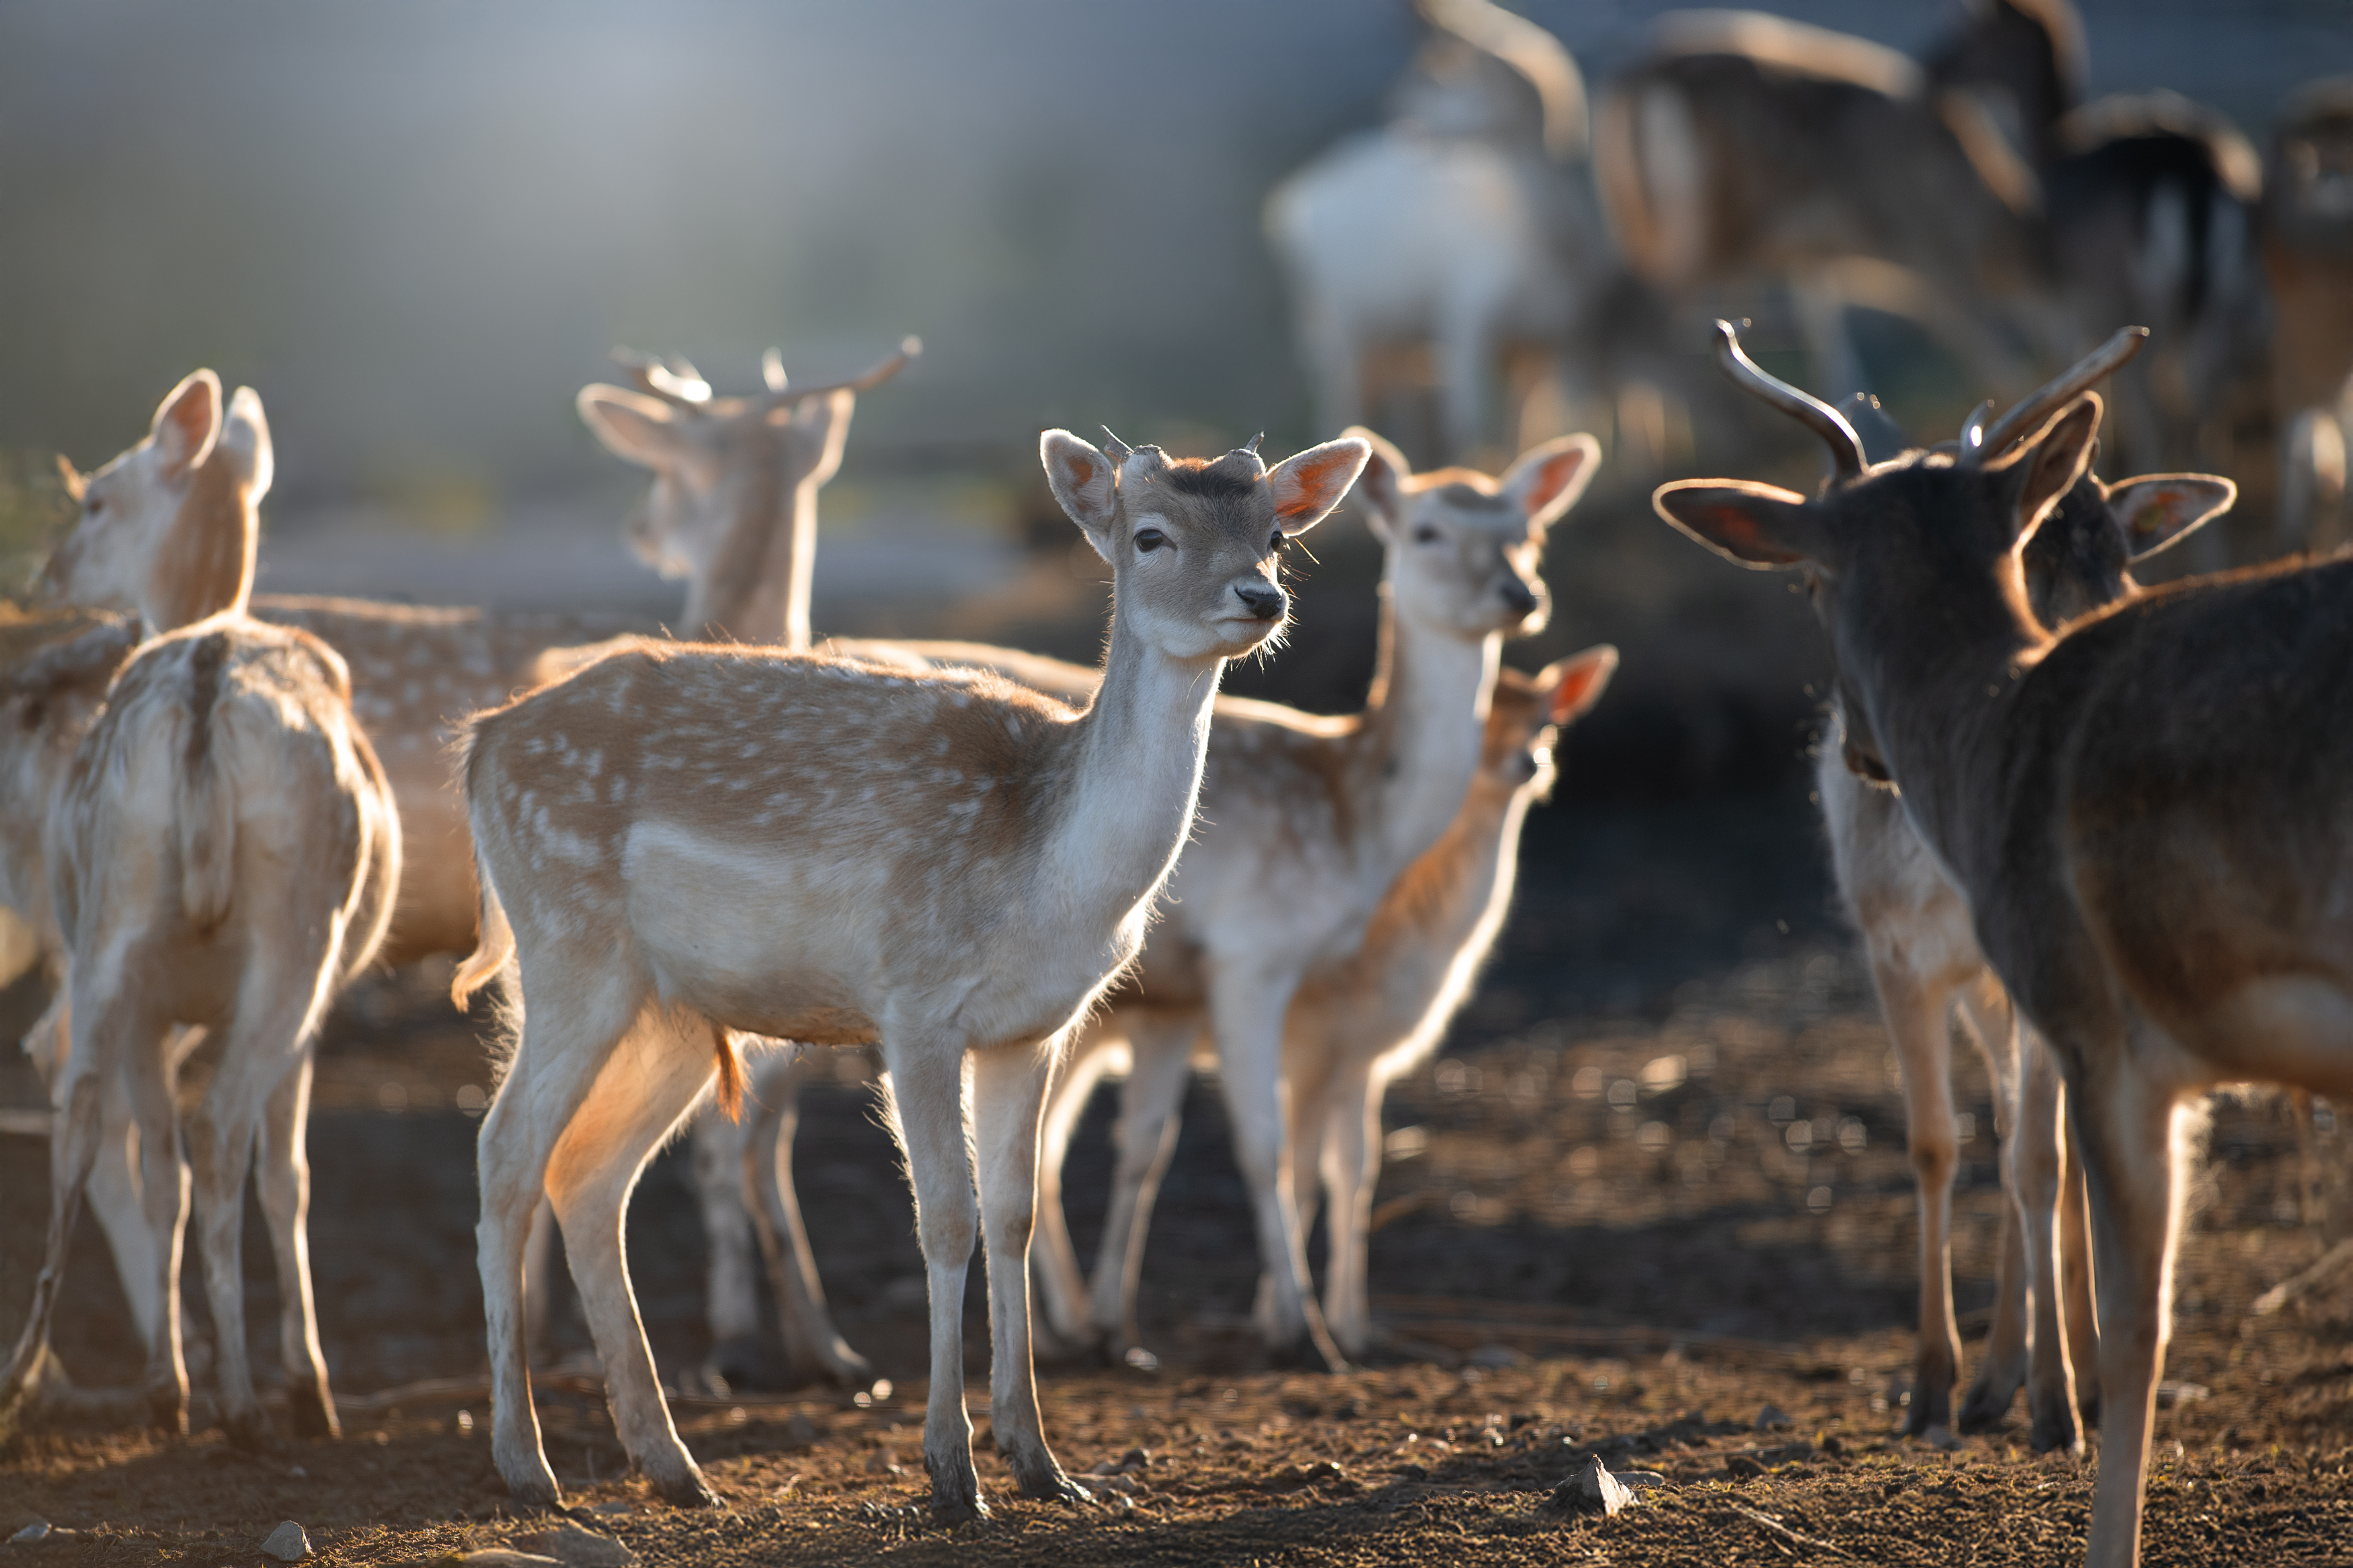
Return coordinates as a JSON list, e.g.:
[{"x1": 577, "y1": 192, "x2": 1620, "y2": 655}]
[
  {"x1": 1412, "y1": 524, "x2": 1441, "y2": 544},
  {"x1": 1134, "y1": 528, "x2": 1167, "y2": 554},
  {"x1": 1267, "y1": 530, "x2": 1284, "y2": 553}
]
